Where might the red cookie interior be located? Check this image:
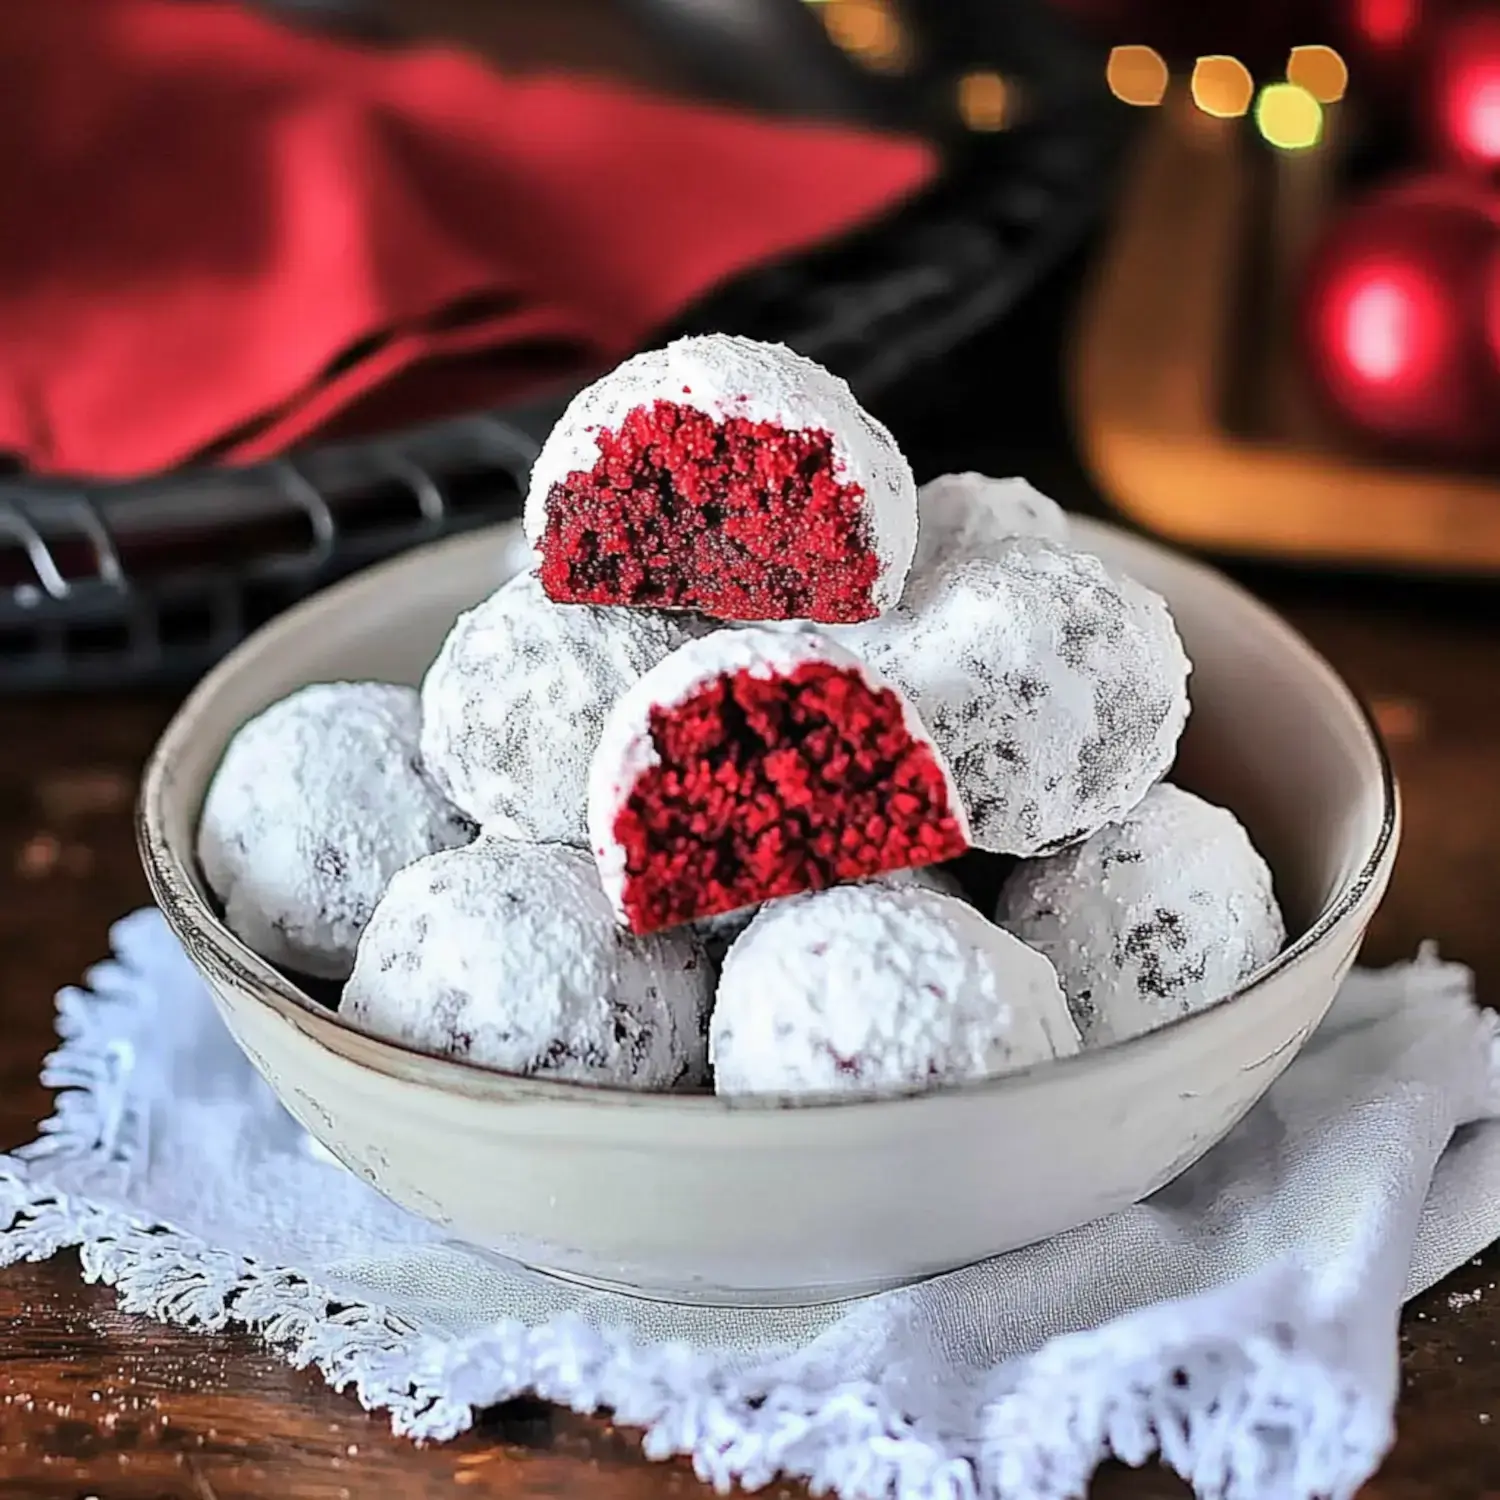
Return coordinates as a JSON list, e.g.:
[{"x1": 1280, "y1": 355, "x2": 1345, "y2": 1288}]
[
  {"x1": 610, "y1": 660, "x2": 969, "y2": 934},
  {"x1": 537, "y1": 401, "x2": 882, "y2": 623}
]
